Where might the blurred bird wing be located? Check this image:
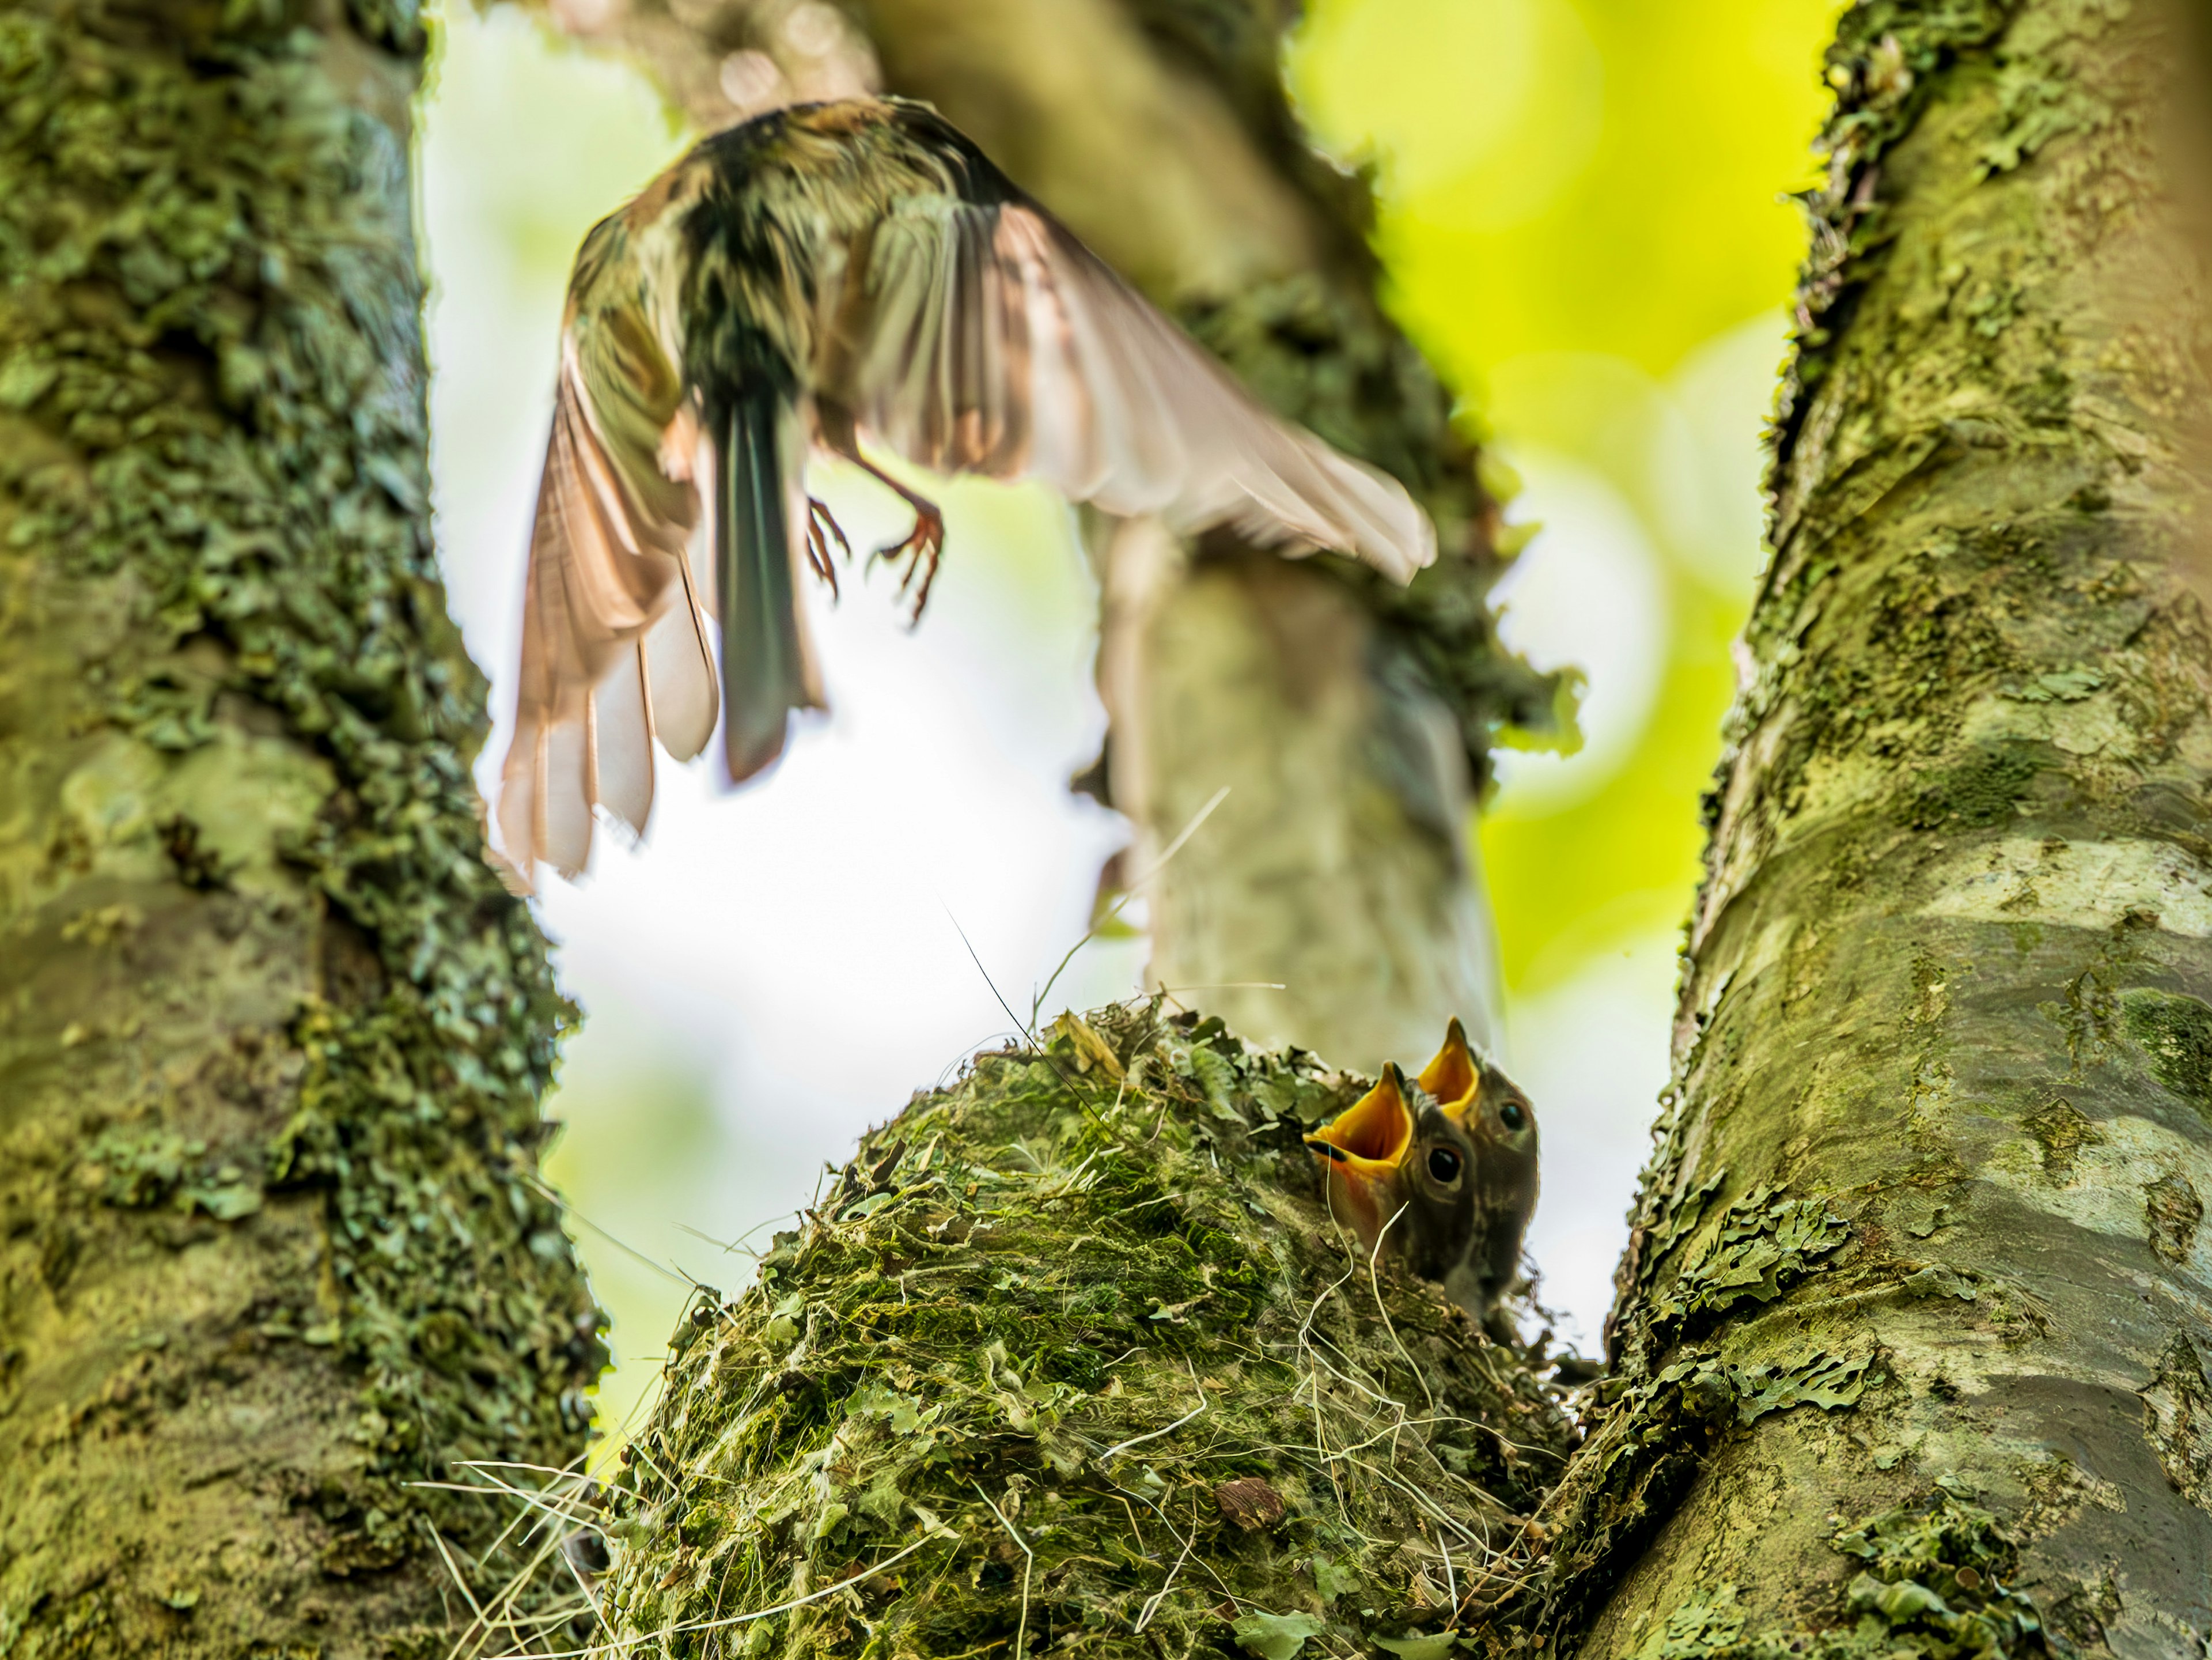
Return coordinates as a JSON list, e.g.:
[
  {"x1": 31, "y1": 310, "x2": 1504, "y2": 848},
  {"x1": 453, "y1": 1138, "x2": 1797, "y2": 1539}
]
[
  {"x1": 497, "y1": 321, "x2": 715, "y2": 889},
  {"x1": 822, "y1": 199, "x2": 1435, "y2": 584}
]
